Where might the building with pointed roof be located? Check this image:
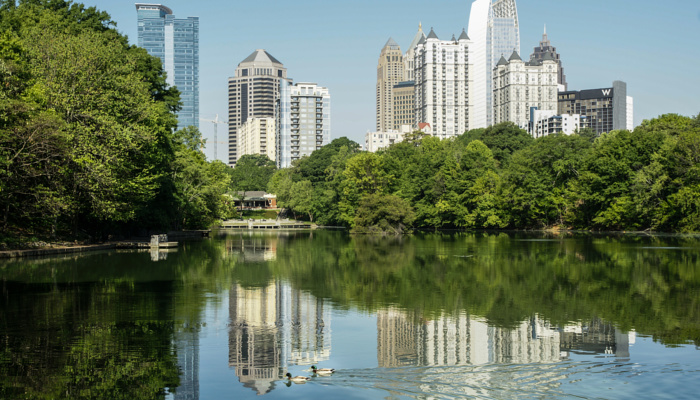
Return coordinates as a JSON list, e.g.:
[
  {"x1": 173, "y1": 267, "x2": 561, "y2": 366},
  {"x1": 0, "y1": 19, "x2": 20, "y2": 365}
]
[
  {"x1": 227, "y1": 49, "x2": 288, "y2": 166},
  {"x1": 404, "y1": 23, "x2": 426, "y2": 82},
  {"x1": 529, "y1": 26, "x2": 567, "y2": 90},
  {"x1": 377, "y1": 38, "x2": 405, "y2": 132},
  {"x1": 493, "y1": 50, "x2": 558, "y2": 129},
  {"x1": 413, "y1": 28, "x2": 473, "y2": 139},
  {"x1": 468, "y1": 0, "x2": 521, "y2": 129},
  {"x1": 136, "y1": 3, "x2": 199, "y2": 129}
]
